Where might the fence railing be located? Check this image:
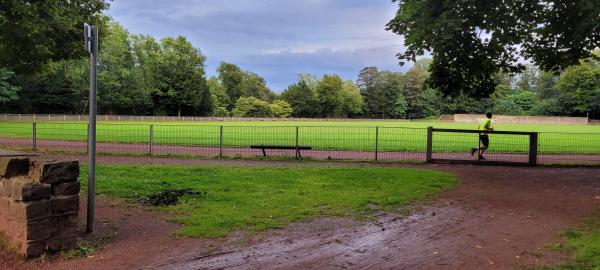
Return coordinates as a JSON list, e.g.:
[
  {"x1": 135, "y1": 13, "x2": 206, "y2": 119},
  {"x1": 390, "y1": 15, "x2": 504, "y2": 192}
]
[
  {"x1": 0, "y1": 114, "x2": 413, "y2": 123},
  {"x1": 0, "y1": 122, "x2": 599, "y2": 166}
]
